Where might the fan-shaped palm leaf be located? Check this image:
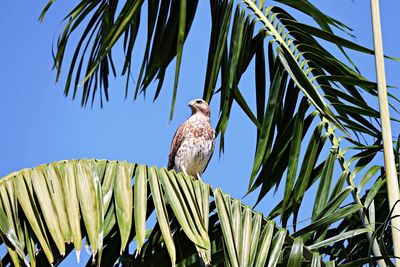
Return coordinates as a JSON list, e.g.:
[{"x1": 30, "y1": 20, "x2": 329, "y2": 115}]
[{"x1": 0, "y1": 159, "x2": 340, "y2": 266}]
